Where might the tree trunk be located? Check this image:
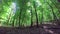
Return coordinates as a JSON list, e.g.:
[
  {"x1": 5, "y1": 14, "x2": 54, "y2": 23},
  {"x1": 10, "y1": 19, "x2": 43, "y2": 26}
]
[
  {"x1": 47, "y1": 2, "x2": 58, "y2": 24},
  {"x1": 30, "y1": 8, "x2": 33, "y2": 27},
  {"x1": 40, "y1": 7, "x2": 43, "y2": 25},
  {"x1": 33, "y1": 1, "x2": 39, "y2": 27},
  {"x1": 12, "y1": 15, "x2": 15, "y2": 27},
  {"x1": 50, "y1": 0, "x2": 60, "y2": 18},
  {"x1": 19, "y1": 10, "x2": 22, "y2": 27},
  {"x1": 12, "y1": 19, "x2": 14, "y2": 27},
  {"x1": 35, "y1": 8, "x2": 39, "y2": 27}
]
